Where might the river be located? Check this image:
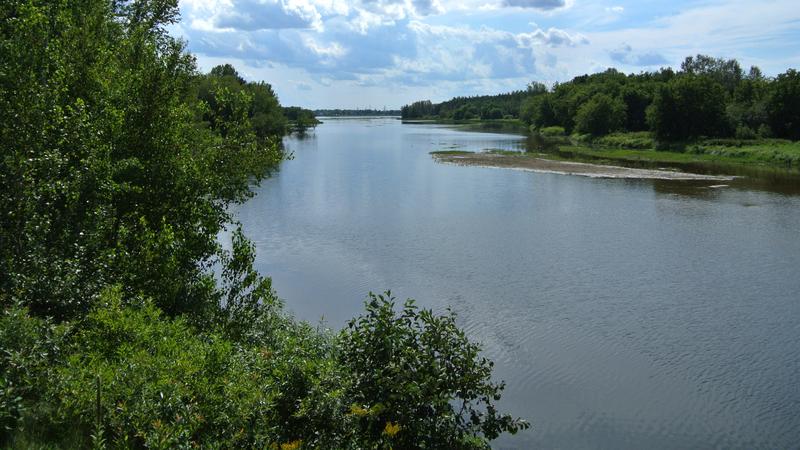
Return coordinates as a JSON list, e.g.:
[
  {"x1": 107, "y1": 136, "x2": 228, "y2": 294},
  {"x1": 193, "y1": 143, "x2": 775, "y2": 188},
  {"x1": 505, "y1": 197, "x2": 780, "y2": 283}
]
[{"x1": 231, "y1": 117, "x2": 800, "y2": 449}]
